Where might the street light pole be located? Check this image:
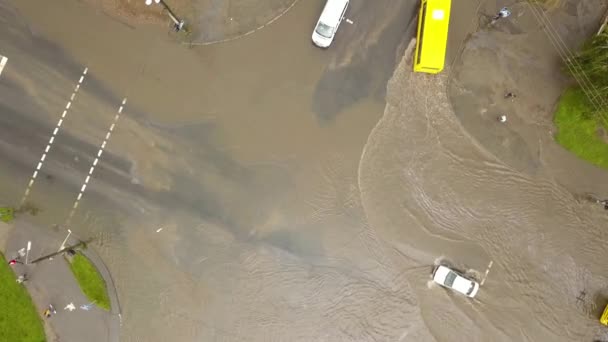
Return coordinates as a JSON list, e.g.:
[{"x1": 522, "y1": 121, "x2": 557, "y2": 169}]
[
  {"x1": 145, "y1": 0, "x2": 185, "y2": 32},
  {"x1": 59, "y1": 229, "x2": 72, "y2": 251},
  {"x1": 25, "y1": 241, "x2": 31, "y2": 265}
]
